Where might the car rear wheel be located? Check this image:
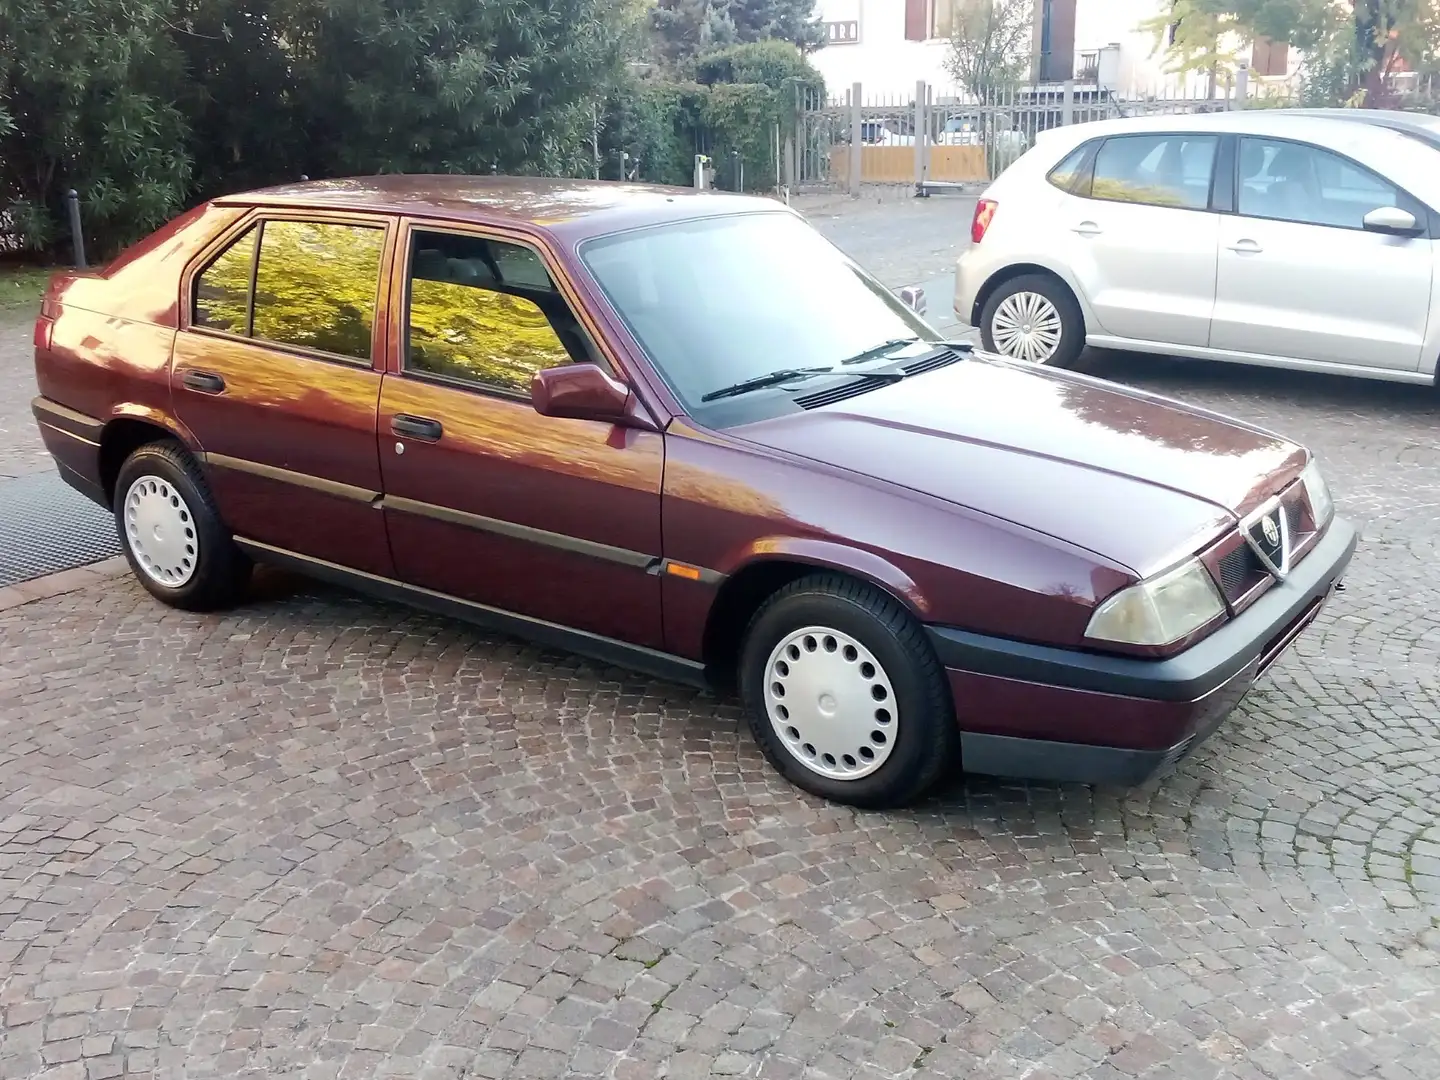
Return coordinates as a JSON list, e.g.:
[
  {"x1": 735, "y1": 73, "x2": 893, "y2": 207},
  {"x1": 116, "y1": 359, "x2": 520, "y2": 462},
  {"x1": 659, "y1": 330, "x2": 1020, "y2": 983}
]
[
  {"x1": 739, "y1": 574, "x2": 957, "y2": 808},
  {"x1": 980, "y1": 274, "x2": 1085, "y2": 368},
  {"x1": 114, "y1": 441, "x2": 250, "y2": 612}
]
